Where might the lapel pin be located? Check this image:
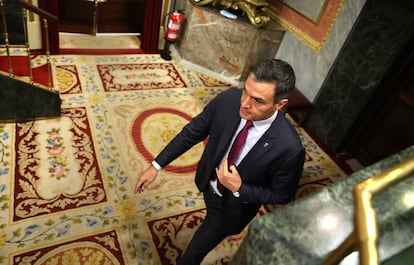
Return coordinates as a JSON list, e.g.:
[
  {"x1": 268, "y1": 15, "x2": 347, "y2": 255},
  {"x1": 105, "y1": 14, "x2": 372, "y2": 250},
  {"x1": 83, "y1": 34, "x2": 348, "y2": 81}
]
[{"x1": 264, "y1": 143, "x2": 269, "y2": 148}]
